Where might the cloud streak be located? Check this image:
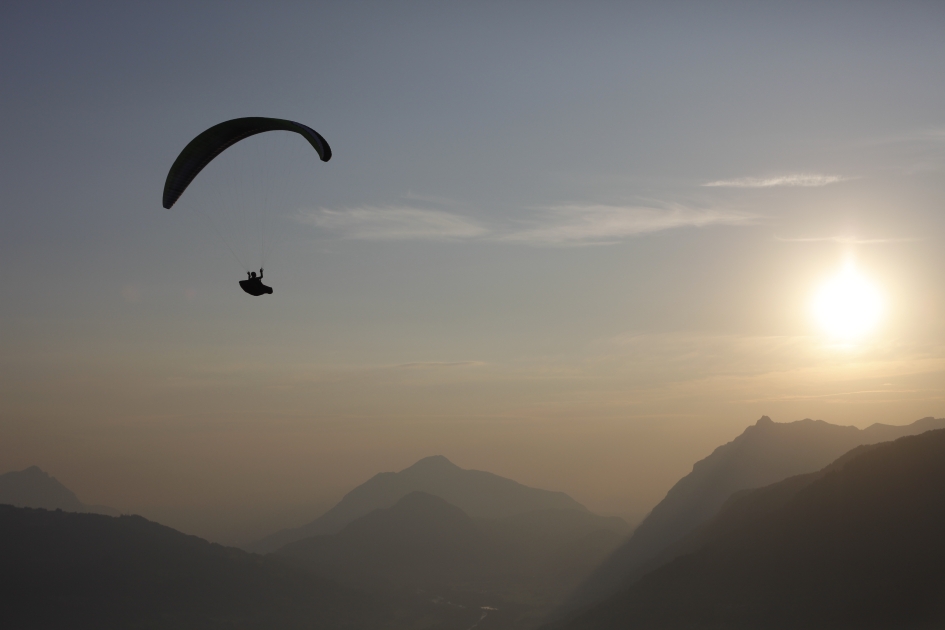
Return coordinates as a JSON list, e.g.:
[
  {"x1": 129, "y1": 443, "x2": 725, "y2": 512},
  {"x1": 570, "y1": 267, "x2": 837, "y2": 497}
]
[
  {"x1": 303, "y1": 203, "x2": 754, "y2": 245},
  {"x1": 703, "y1": 174, "x2": 847, "y2": 188},
  {"x1": 299, "y1": 206, "x2": 487, "y2": 241},
  {"x1": 499, "y1": 204, "x2": 756, "y2": 245}
]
